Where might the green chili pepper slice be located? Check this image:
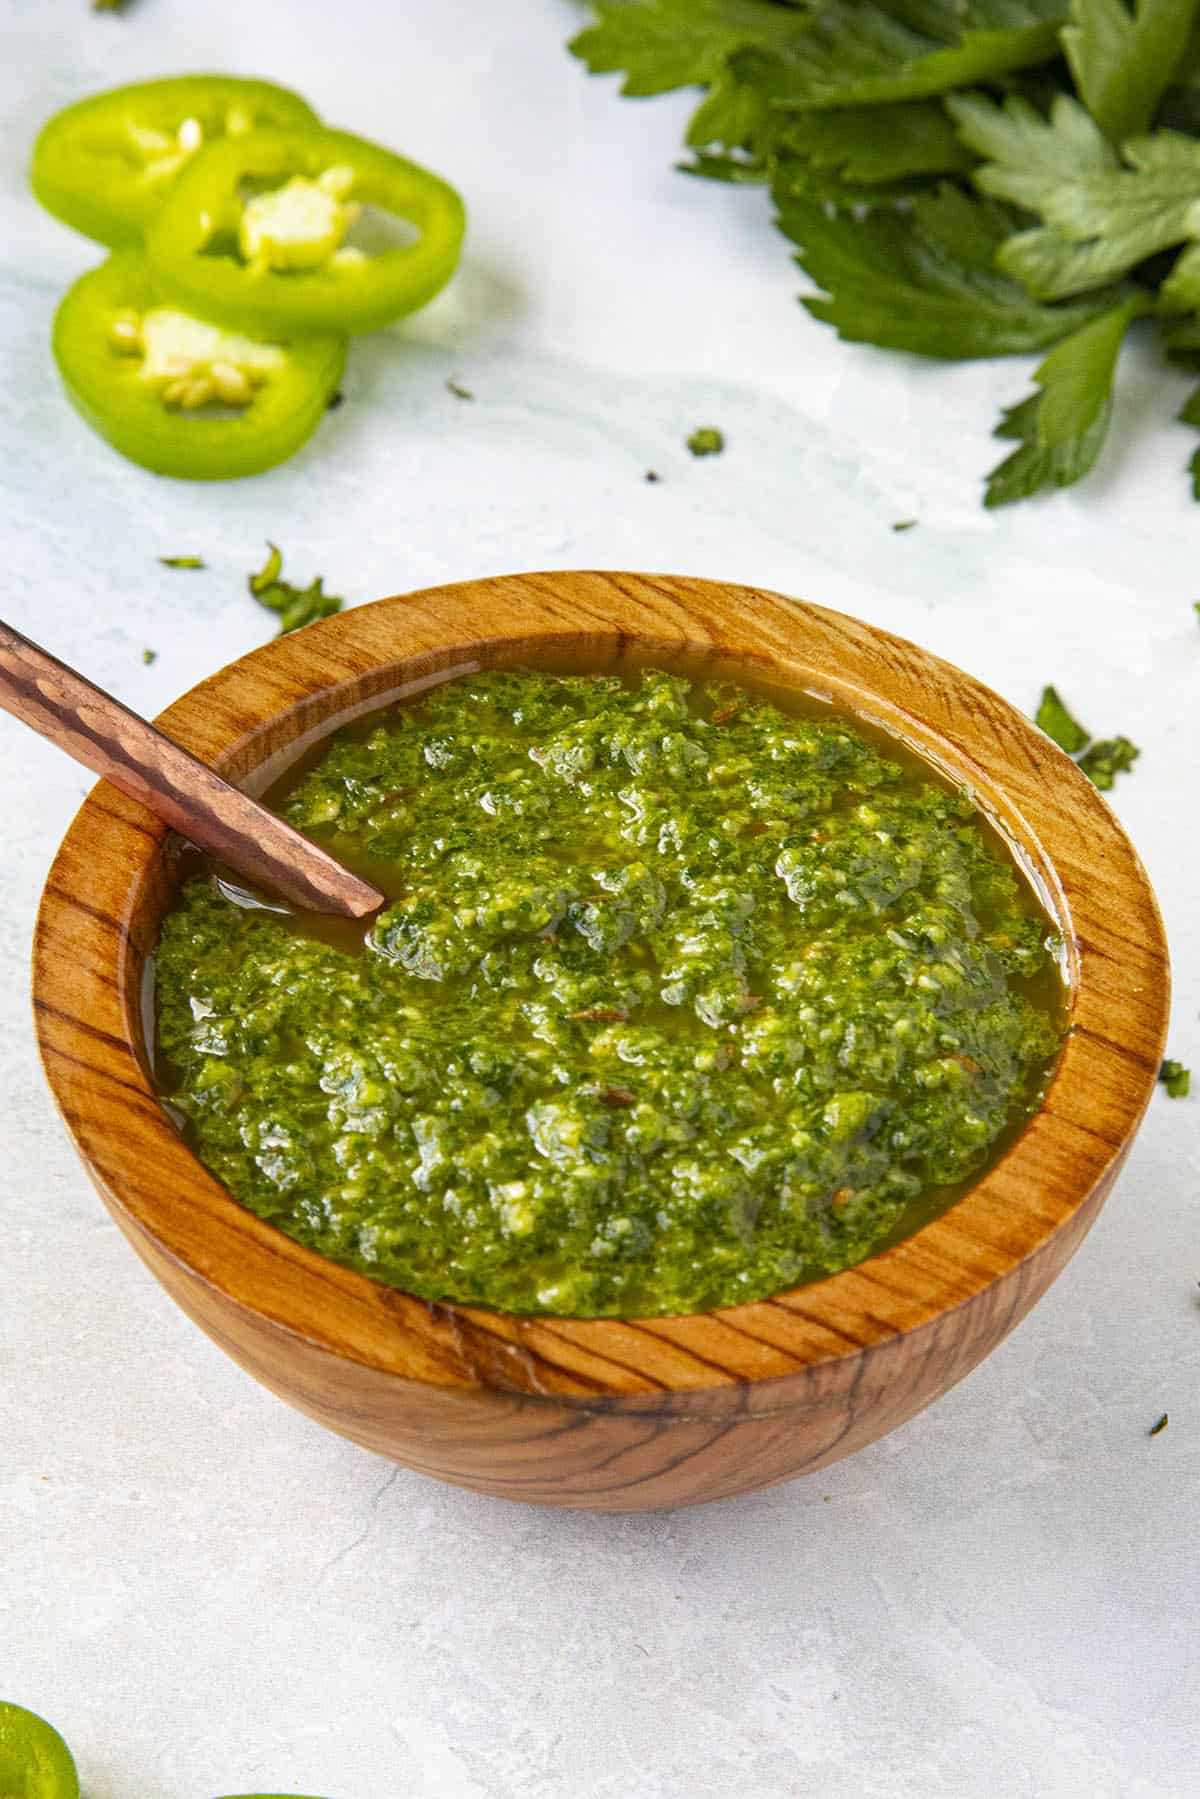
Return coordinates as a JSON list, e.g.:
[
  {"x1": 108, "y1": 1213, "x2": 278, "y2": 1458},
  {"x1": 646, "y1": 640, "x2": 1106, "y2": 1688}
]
[
  {"x1": 0, "y1": 1703, "x2": 80, "y2": 1798},
  {"x1": 53, "y1": 251, "x2": 347, "y2": 479},
  {"x1": 146, "y1": 126, "x2": 465, "y2": 335},
  {"x1": 30, "y1": 75, "x2": 321, "y2": 249}
]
